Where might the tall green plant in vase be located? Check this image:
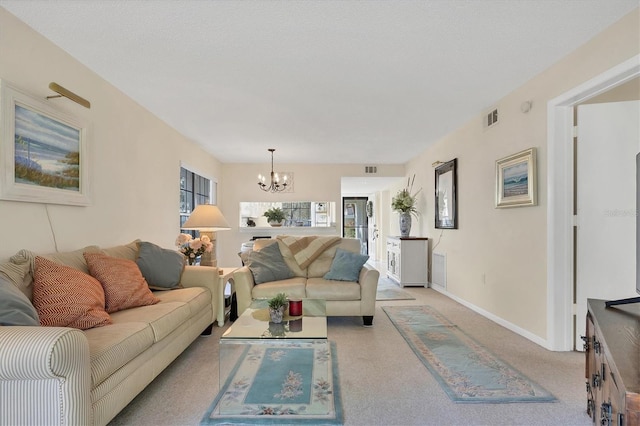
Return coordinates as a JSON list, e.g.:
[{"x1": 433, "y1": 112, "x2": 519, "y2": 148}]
[{"x1": 392, "y1": 175, "x2": 421, "y2": 237}]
